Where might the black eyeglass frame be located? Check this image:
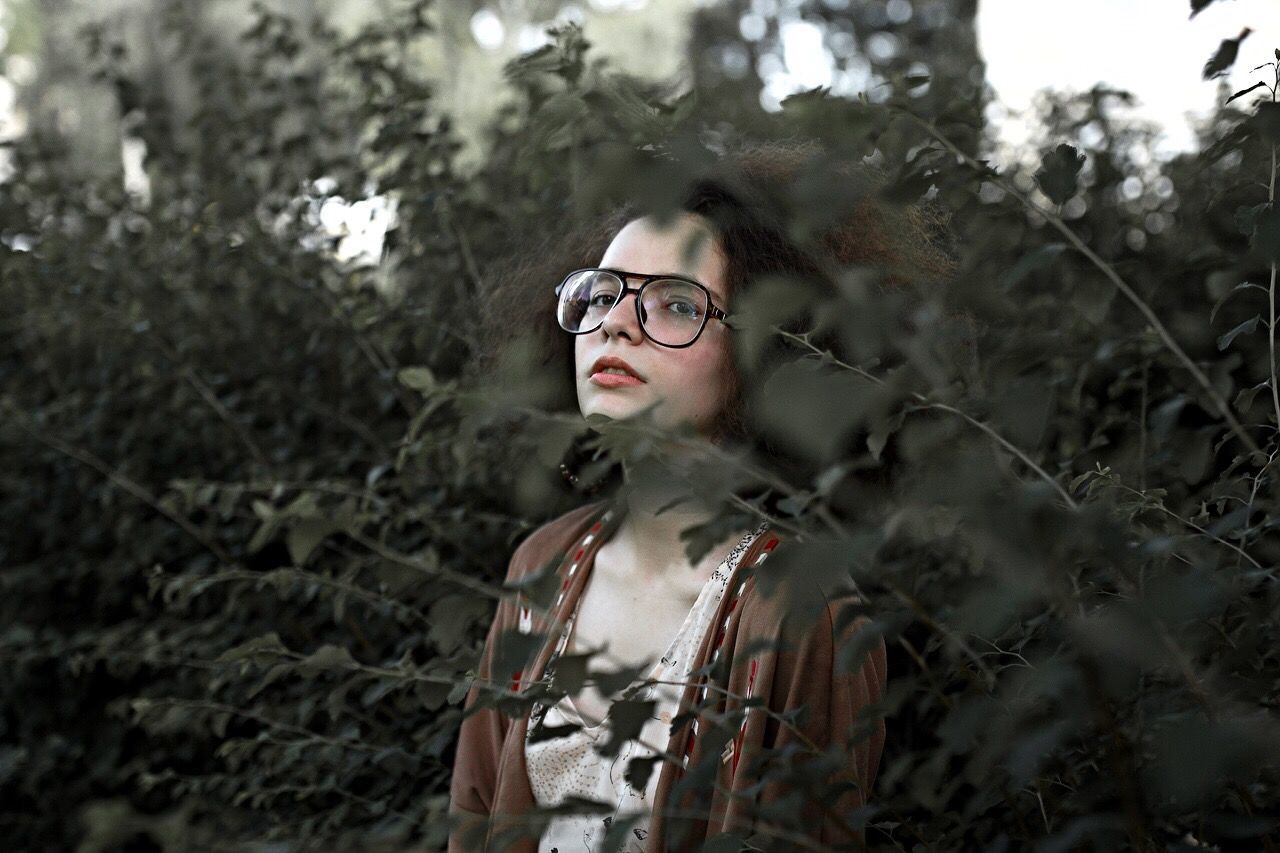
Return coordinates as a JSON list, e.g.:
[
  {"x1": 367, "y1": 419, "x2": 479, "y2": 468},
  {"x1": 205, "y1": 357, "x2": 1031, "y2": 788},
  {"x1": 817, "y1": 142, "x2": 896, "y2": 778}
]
[{"x1": 553, "y1": 267, "x2": 731, "y2": 349}]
